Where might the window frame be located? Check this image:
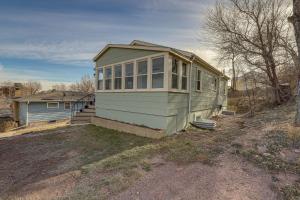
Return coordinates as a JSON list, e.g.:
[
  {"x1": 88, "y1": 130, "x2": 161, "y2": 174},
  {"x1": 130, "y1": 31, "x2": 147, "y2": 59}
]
[
  {"x1": 64, "y1": 102, "x2": 71, "y2": 110},
  {"x1": 181, "y1": 62, "x2": 188, "y2": 90},
  {"x1": 171, "y1": 58, "x2": 179, "y2": 89},
  {"x1": 97, "y1": 67, "x2": 104, "y2": 90},
  {"x1": 151, "y1": 56, "x2": 165, "y2": 89},
  {"x1": 136, "y1": 59, "x2": 148, "y2": 89},
  {"x1": 114, "y1": 64, "x2": 122, "y2": 90},
  {"x1": 196, "y1": 69, "x2": 202, "y2": 92},
  {"x1": 47, "y1": 102, "x2": 59, "y2": 109},
  {"x1": 104, "y1": 66, "x2": 112, "y2": 90},
  {"x1": 124, "y1": 62, "x2": 134, "y2": 90}
]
